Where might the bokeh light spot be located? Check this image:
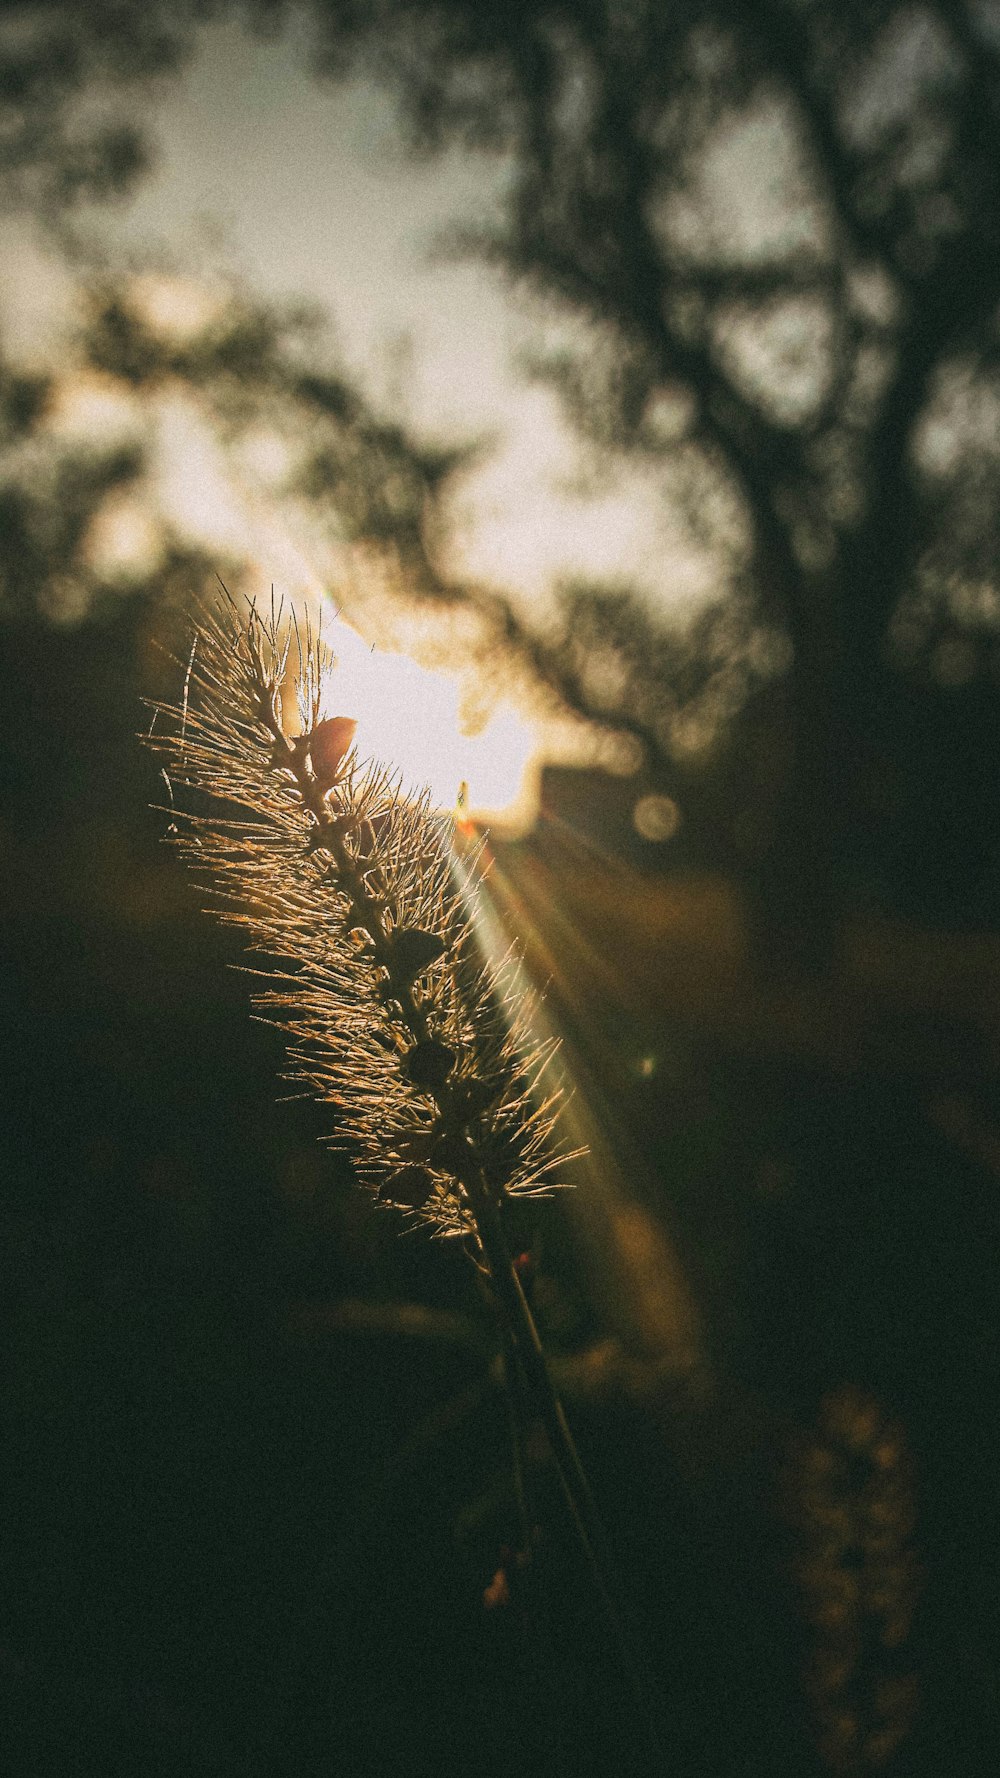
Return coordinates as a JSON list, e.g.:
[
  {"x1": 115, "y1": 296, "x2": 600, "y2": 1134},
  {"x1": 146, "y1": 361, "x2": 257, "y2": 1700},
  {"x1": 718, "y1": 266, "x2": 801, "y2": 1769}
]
[{"x1": 633, "y1": 792, "x2": 681, "y2": 842}]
